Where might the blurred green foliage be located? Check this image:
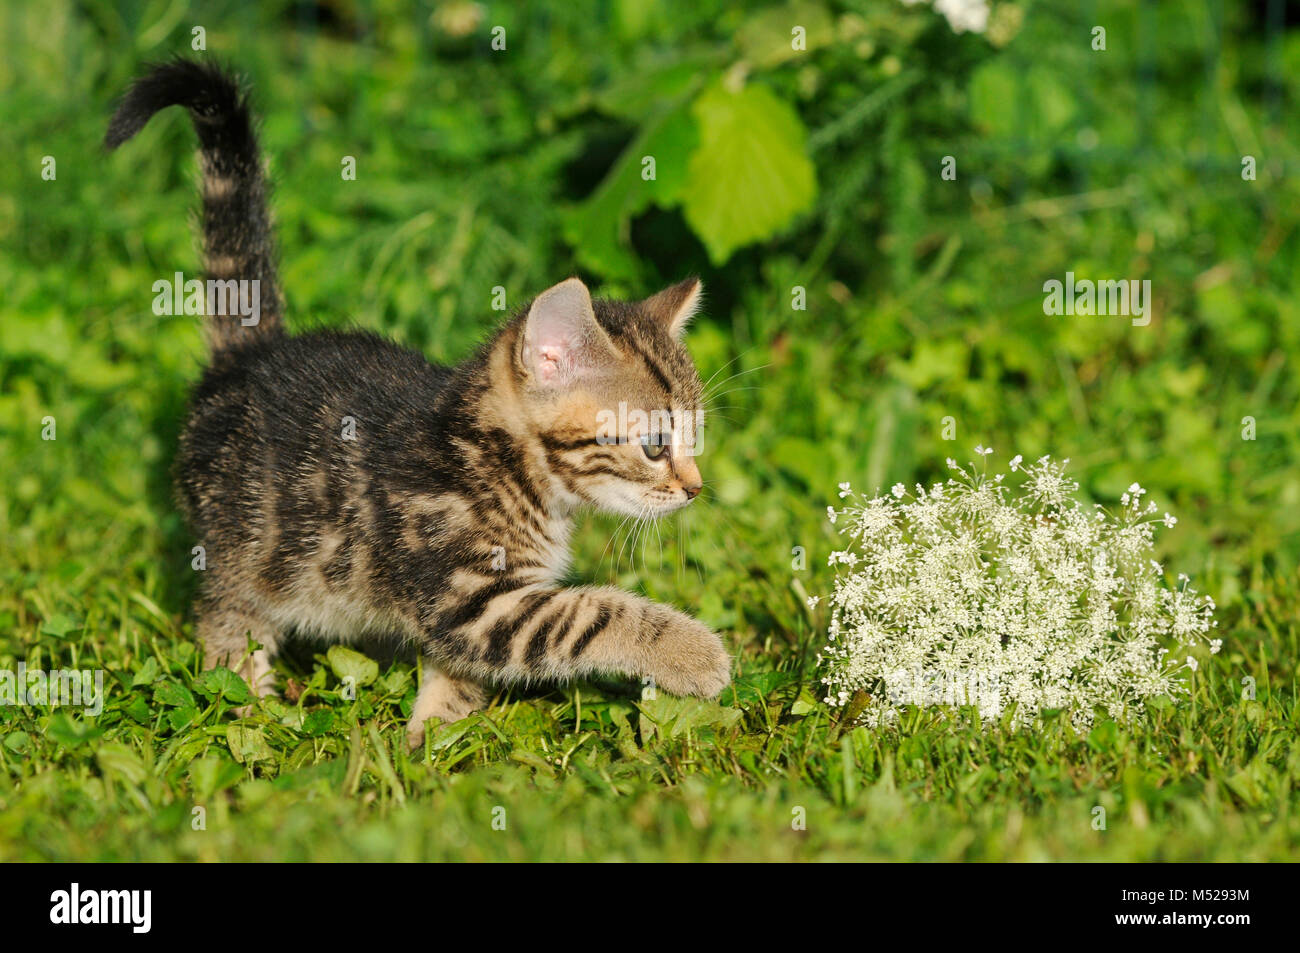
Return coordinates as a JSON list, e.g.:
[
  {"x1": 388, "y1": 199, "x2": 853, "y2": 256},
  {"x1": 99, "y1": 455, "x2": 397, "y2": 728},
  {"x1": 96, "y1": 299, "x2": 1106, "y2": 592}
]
[{"x1": 1, "y1": 0, "x2": 1298, "y2": 860}]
